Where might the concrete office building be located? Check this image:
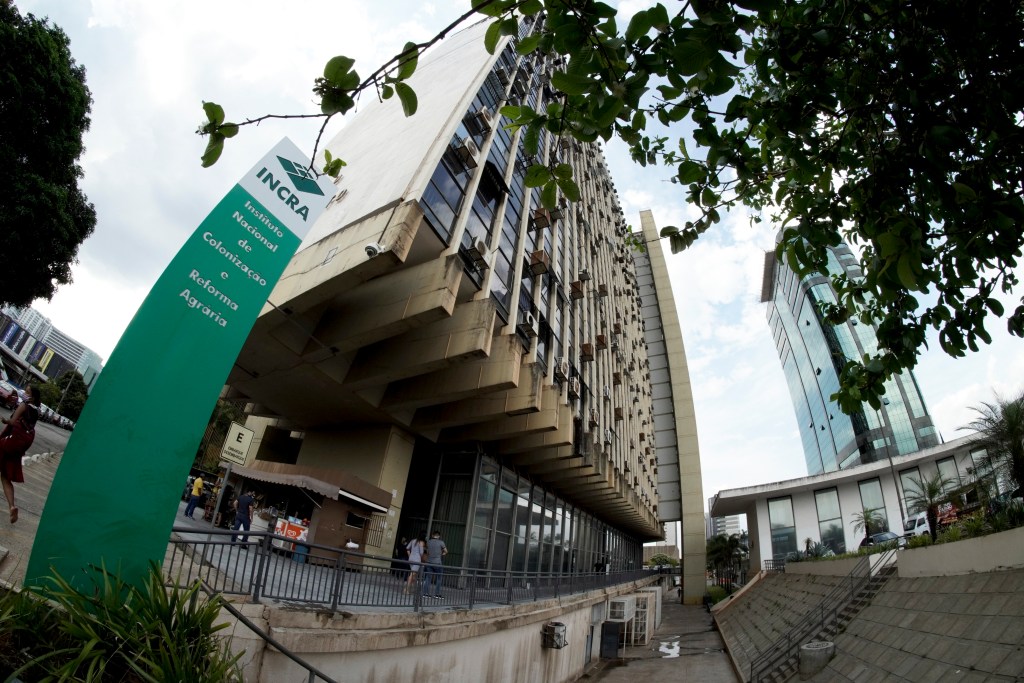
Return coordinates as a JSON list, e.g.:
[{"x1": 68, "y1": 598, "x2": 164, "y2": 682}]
[
  {"x1": 761, "y1": 240, "x2": 940, "y2": 474},
  {"x1": 224, "y1": 13, "x2": 706, "y2": 622}
]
